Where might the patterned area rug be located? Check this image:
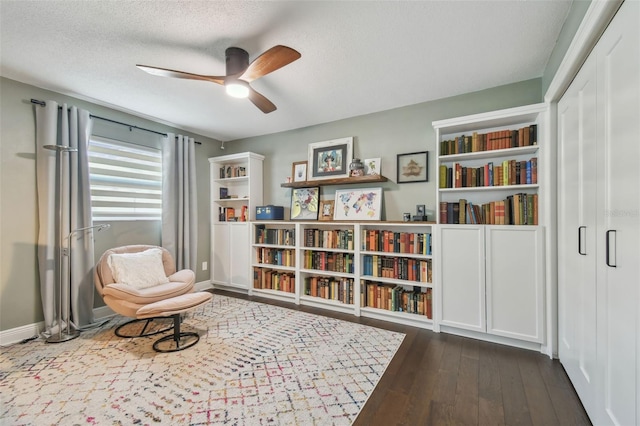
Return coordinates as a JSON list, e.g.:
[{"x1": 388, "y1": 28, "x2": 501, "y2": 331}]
[{"x1": 1, "y1": 294, "x2": 404, "y2": 425}]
